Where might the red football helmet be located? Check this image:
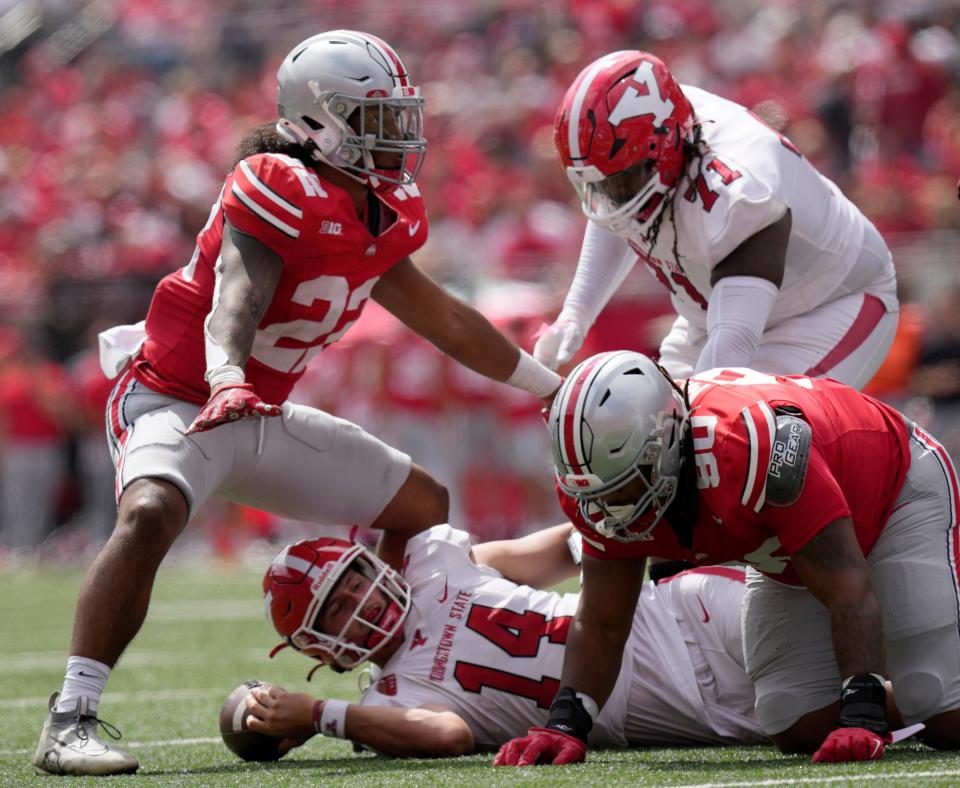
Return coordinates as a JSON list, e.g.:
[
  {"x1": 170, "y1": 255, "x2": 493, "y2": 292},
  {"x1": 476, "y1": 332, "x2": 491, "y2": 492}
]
[
  {"x1": 554, "y1": 51, "x2": 695, "y2": 235},
  {"x1": 263, "y1": 538, "x2": 410, "y2": 670}
]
